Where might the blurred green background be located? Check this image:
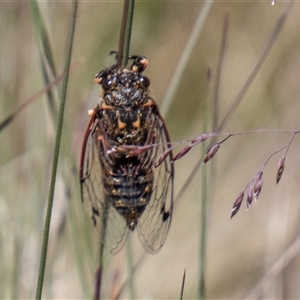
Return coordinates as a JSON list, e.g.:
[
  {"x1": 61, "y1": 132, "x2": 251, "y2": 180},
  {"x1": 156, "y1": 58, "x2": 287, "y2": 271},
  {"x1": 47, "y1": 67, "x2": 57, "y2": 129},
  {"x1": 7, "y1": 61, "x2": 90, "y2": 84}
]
[{"x1": 1, "y1": 1, "x2": 300, "y2": 299}]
